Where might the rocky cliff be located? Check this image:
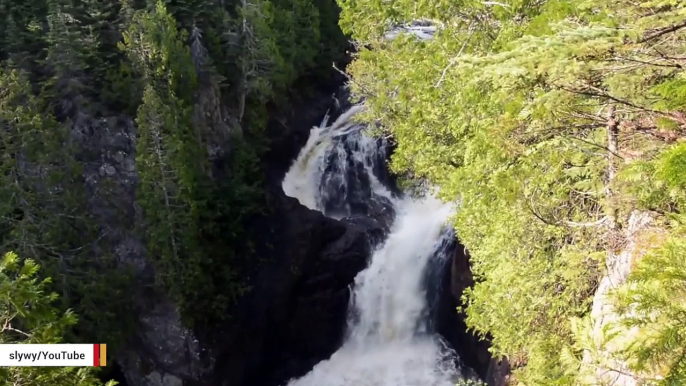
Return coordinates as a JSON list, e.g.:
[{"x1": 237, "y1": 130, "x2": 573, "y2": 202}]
[
  {"x1": 77, "y1": 66, "x2": 498, "y2": 386},
  {"x1": 432, "y1": 238, "x2": 509, "y2": 386},
  {"x1": 581, "y1": 211, "x2": 666, "y2": 386},
  {"x1": 72, "y1": 72, "x2": 394, "y2": 386}
]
